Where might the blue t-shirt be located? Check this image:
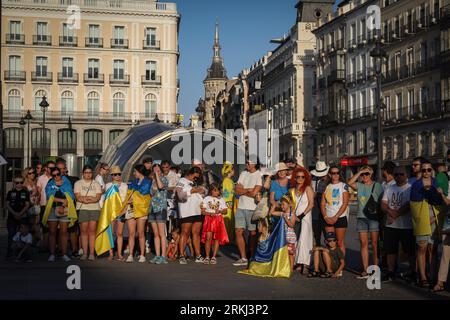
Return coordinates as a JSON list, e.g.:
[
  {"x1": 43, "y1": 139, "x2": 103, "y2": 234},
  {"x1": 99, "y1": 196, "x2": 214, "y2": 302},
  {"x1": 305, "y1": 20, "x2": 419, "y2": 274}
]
[{"x1": 269, "y1": 180, "x2": 289, "y2": 201}]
